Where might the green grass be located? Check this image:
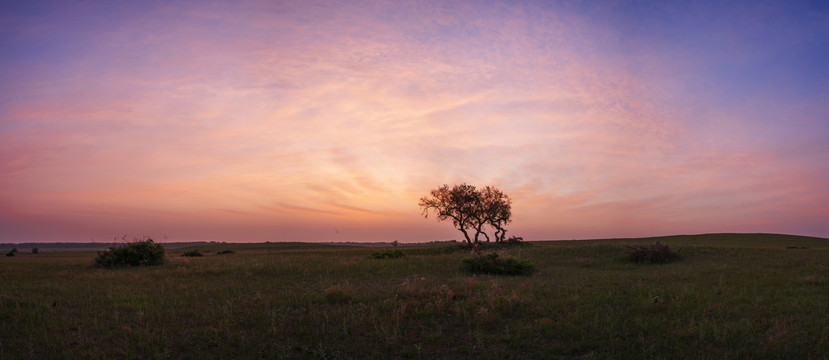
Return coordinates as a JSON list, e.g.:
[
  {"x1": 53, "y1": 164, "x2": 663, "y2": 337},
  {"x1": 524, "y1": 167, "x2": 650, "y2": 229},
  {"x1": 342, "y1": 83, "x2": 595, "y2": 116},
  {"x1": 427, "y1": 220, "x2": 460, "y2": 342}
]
[{"x1": 1, "y1": 234, "x2": 827, "y2": 359}]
